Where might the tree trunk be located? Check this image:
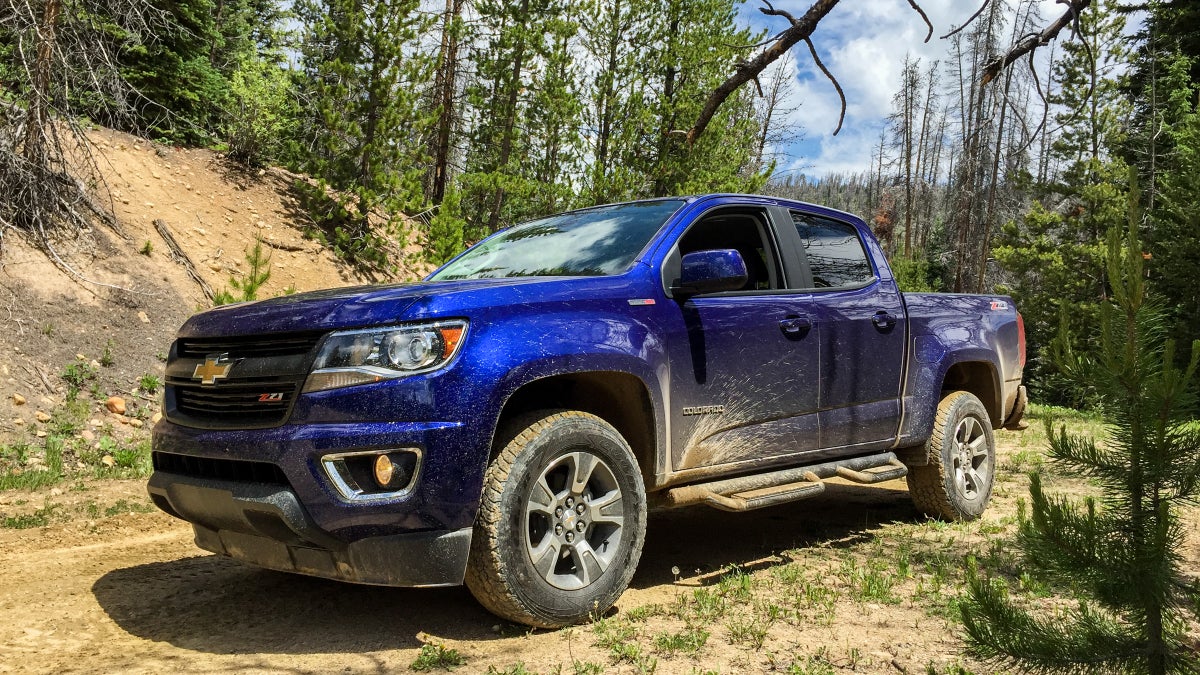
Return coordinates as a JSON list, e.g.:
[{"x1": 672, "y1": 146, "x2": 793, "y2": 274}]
[
  {"x1": 430, "y1": 0, "x2": 464, "y2": 205},
  {"x1": 23, "y1": 0, "x2": 61, "y2": 168}
]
